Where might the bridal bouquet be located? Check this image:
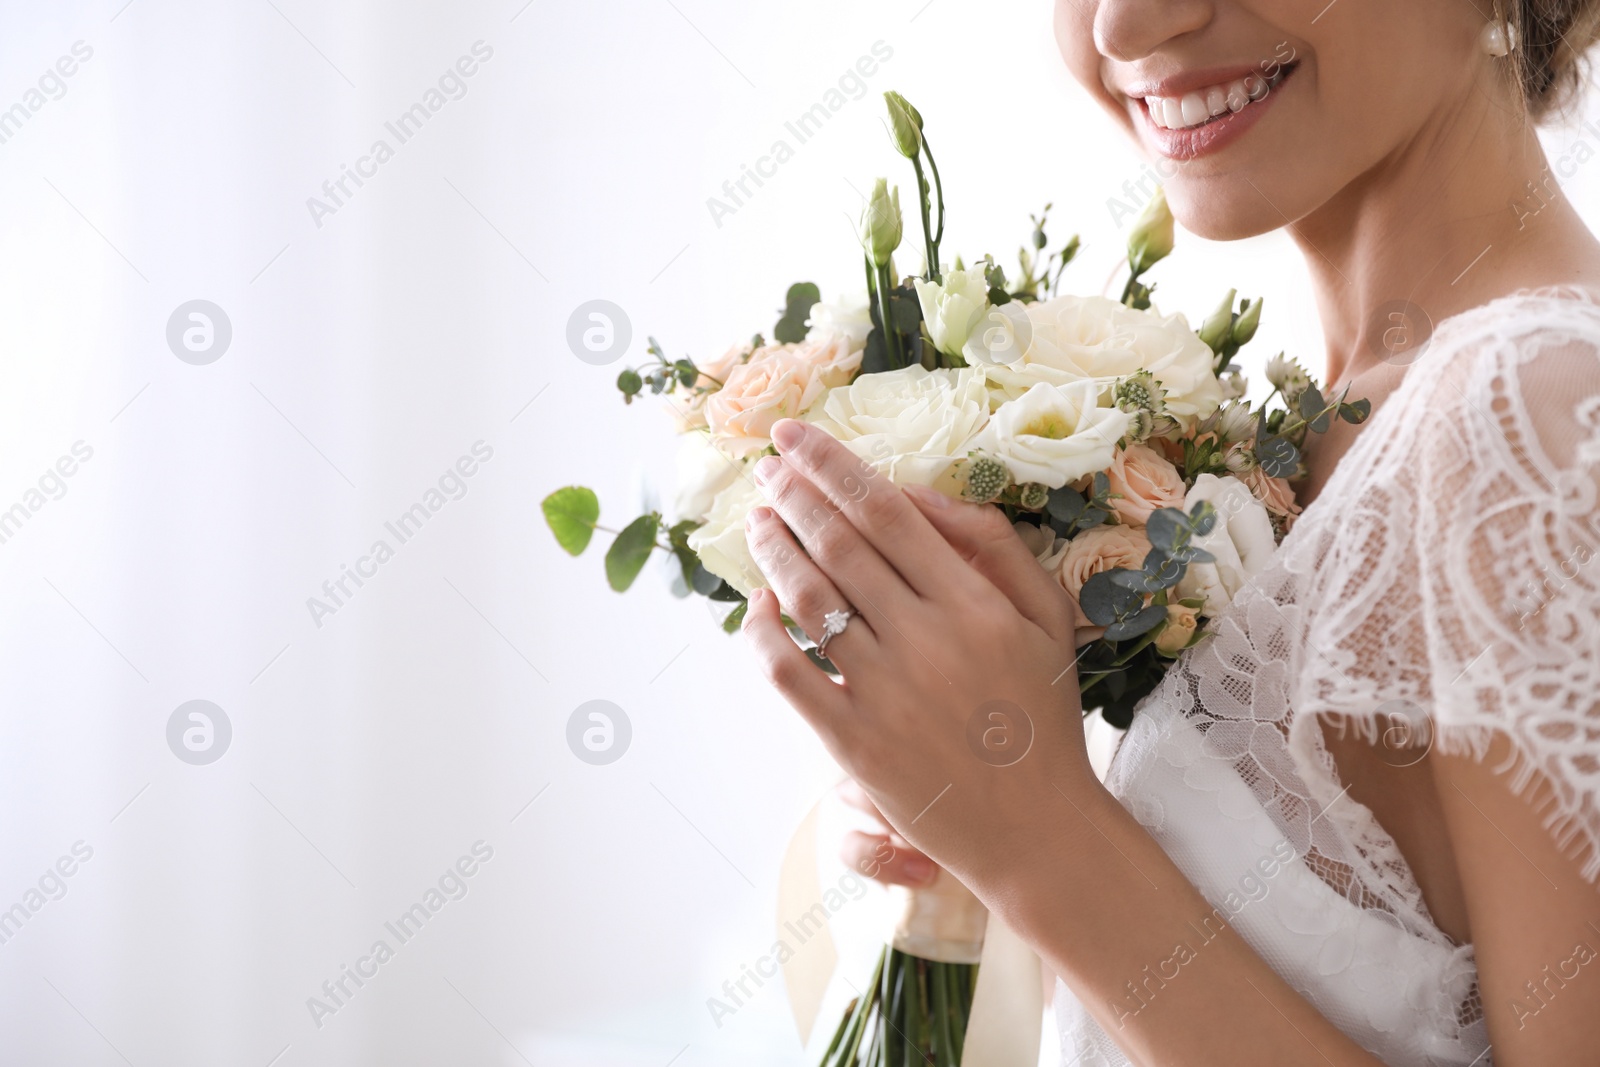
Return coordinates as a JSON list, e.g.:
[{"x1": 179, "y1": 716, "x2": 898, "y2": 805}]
[{"x1": 544, "y1": 92, "x2": 1364, "y2": 1064}]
